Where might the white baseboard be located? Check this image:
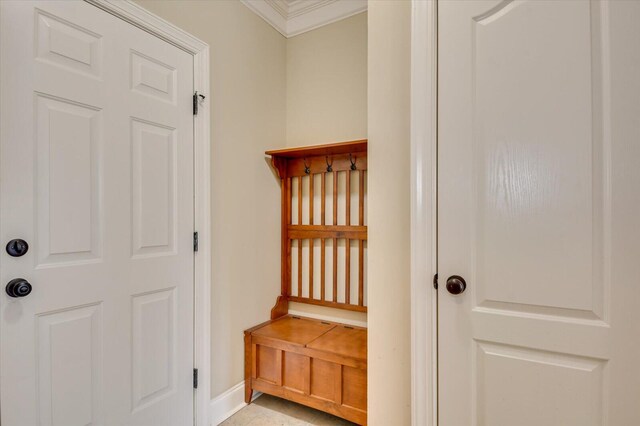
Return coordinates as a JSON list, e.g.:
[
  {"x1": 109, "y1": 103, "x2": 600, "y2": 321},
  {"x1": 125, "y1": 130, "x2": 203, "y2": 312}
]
[{"x1": 209, "y1": 381, "x2": 261, "y2": 426}]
